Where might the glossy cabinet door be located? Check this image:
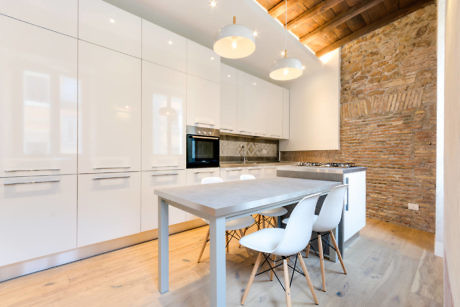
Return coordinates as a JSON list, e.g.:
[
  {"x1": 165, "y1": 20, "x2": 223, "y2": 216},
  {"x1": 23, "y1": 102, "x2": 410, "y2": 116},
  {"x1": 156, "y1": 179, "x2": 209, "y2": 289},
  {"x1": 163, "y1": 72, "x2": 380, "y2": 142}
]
[
  {"x1": 142, "y1": 20, "x2": 187, "y2": 72},
  {"x1": 186, "y1": 168, "x2": 221, "y2": 185},
  {"x1": 343, "y1": 171, "x2": 367, "y2": 241},
  {"x1": 237, "y1": 71, "x2": 259, "y2": 136},
  {"x1": 282, "y1": 88, "x2": 290, "y2": 139},
  {"x1": 187, "y1": 40, "x2": 220, "y2": 82},
  {"x1": 78, "y1": 41, "x2": 141, "y2": 173},
  {"x1": 265, "y1": 83, "x2": 283, "y2": 138},
  {"x1": 0, "y1": 175, "x2": 77, "y2": 266},
  {"x1": 220, "y1": 64, "x2": 239, "y2": 134},
  {"x1": 79, "y1": 0, "x2": 141, "y2": 57},
  {"x1": 141, "y1": 170, "x2": 188, "y2": 231},
  {"x1": 77, "y1": 172, "x2": 141, "y2": 247},
  {"x1": 186, "y1": 75, "x2": 220, "y2": 129},
  {"x1": 0, "y1": 0, "x2": 77, "y2": 37},
  {"x1": 0, "y1": 16, "x2": 78, "y2": 177},
  {"x1": 142, "y1": 61, "x2": 186, "y2": 170}
]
